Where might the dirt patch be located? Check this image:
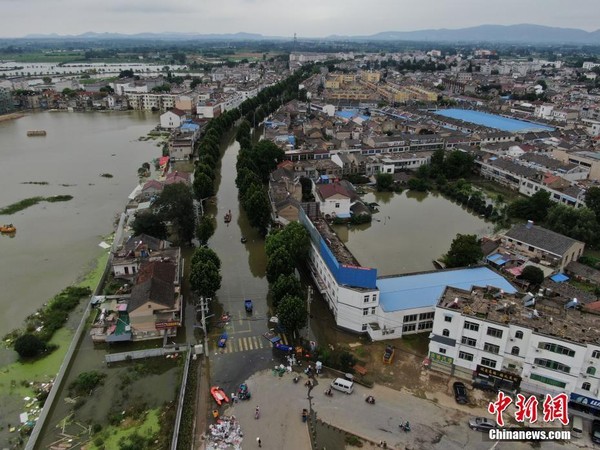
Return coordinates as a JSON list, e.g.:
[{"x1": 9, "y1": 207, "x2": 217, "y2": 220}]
[{"x1": 336, "y1": 336, "x2": 449, "y2": 397}]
